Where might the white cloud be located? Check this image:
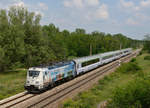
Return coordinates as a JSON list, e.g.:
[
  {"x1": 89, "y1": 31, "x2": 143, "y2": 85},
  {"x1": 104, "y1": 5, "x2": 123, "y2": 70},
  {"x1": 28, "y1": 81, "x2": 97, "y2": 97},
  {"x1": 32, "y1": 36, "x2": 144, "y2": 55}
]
[
  {"x1": 13, "y1": 1, "x2": 25, "y2": 7},
  {"x1": 74, "y1": 0, "x2": 83, "y2": 8},
  {"x1": 38, "y1": 2, "x2": 48, "y2": 10},
  {"x1": 63, "y1": 0, "x2": 83, "y2": 8},
  {"x1": 0, "y1": 0, "x2": 25, "y2": 9},
  {"x1": 120, "y1": 0, "x2": 150, "y2": 12},
  {"x1": 119, "y1": 0, "x2": 150, "y2": 26},
  {"x1": 95, "y1": 4, "x2": 109, "y2": 20},
  {"x1": 120, "y1": 0, "x2": 134, "y2": 8},
  {"x1": 86, "y1": 0, "x2": 99, "y2": 6},
  {"x1": 135, "y1": 13, "x2": 148, "y2": 20},
  {"x1": 140, "y1": 0, "x2": 150, "y2": 7},
  {"x1": 63, "y1": 0, "x2": 109, "y2": 21},
  {"x1": 120, "y1": 0, "x2": 140, "y2": 11},
  {"x1": 134, "y1": 6, "x2": 140, "y2": 11},
  {"x1": 127, "y1": 18, "x2": 138, "y2": 25},
  {"x1": 64, "y1": 0, "x2": 72, "y2": 7},
  {"x1": 35, "y1": 11, "x2": 44, "y2": 17},
  {"x1": 63, "y1": 0, "x2": 100, "y2": 8}
]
